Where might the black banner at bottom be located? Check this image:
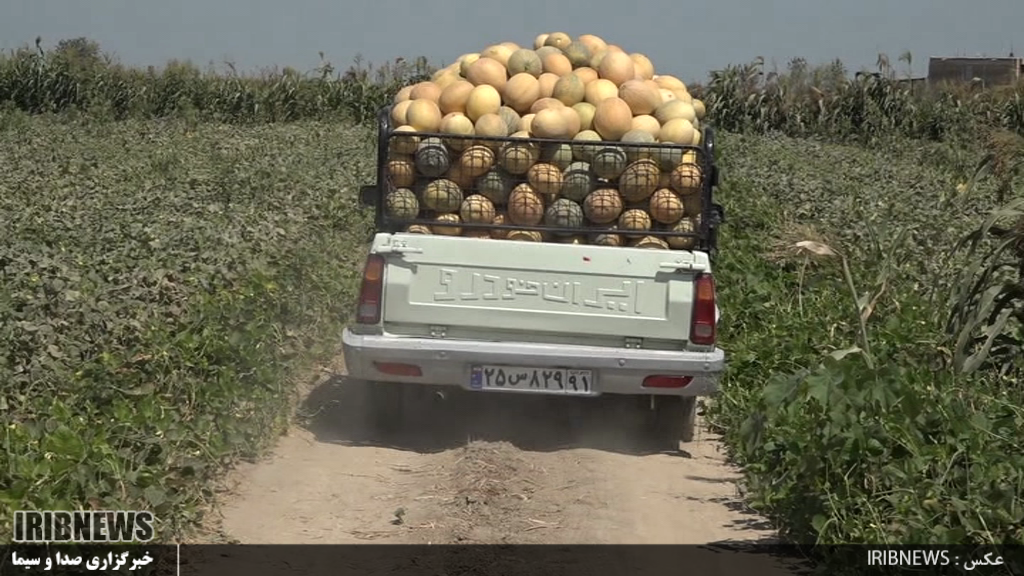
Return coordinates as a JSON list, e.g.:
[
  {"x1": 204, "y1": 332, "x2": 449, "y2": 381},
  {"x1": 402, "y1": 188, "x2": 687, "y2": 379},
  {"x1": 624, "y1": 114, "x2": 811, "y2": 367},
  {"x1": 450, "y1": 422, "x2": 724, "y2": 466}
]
[{"x1": 1, "y1": 544, "x2": 1019, "y2": 576}]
